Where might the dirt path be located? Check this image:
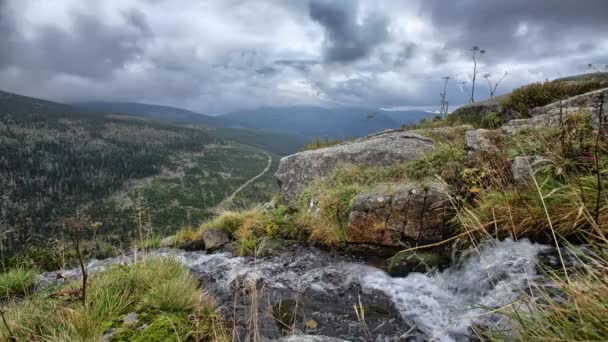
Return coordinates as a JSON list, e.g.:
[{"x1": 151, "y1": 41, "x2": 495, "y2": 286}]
[{"x1": 216, "y1": 150, "x2": 272, "y2": 209}]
